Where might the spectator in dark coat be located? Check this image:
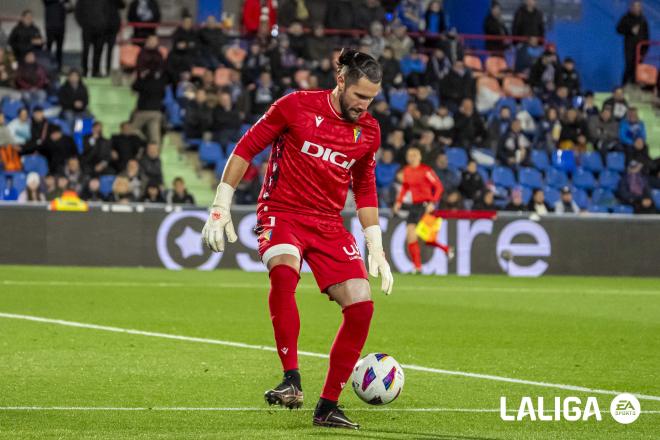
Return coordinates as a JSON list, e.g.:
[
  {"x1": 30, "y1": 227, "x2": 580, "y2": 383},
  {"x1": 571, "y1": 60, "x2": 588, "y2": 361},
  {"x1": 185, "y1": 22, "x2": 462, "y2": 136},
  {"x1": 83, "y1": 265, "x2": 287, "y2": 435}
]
[
  {"x1": 286, "y1": 22, "x2": 308, "y2": 60},
  {"x1": 167, "y1": 177, "x2": 195, "y2": 205},
  {"x1": 617, "y1": 1, "x2": 649, "y2": 85},
  {"x1": 242, "y1": 43, "x2": 271, "y2": 86},
  {"x1": 15, "y1": 52, "x2": 49, "y2": 103},
  {"x1": 587, "y1": 106, "x2": 620, "y2": 154},
  {"x1": 618, "y1": 160, "x2": 650, "y2": 205},
  {"x1": 379, "y1": 46, "x2": 403, "y2": 90},
  {"x1": 76, "y1": 0, "x2": 107, "y2": 77},
  {"x1": 556, "y1": 57, "x2": 580, "y2": 97},
  {"x1": 131, "y1": 69, "x2": 167, "y2": 144},
  {"x1": 306, "y1": 24, "x2": 333, "y2": 64},
  {"x1": 439, "y1": 61, "x2": 475, "y2": 111},
  {"x1": 498, "y1": 119, "x2": 531, "y2": 166},
  {"x1": 141, "y1": 180, "x2": 165, "y2": 203},
  {"x1": 627, "y1": 137, "x2": 653, "y2": 171},
  {"x1": 504, "y1": 188, "x2": 528, "y2": 212},
  {"x1": 453, "y1": 98, "x2": 486, "y2": 148},
  {"x1": 483, "y1": 2, "x2": 509, "y2": 53},
  {"x1": 425, "y1": 1, "x2": 448, "y2": 35},
  {"x1": 166, "y1": 39, "x2": 196, "y2": 85},
  {"x1": 459, "y1": 160, "x2": 485, "y2": 202},
  {"x1": 42, "y1": 126, "x2": 77, "y2": 174},
  {"x1": 424, "y1": 48, "x2": 451, "y2": 91},
  {"x1": 42, "y1": 1, "x2": 72, "y2": 69},
  {"x1": 111, "y1": 121, "x2": 145, "y2": 172},
  {"x1": 82, "y1": 122, "x2": 113, "y2": 176},
  {"x1": 325, "y1": 0, "x2": 354, "y2": 30},
  {"x1": 248, "y1": 72, "x2": 280, "y2": 121},
  {"x1": 103, "y1": 0, "x2": 125, "y2": 76},
  {"x1": 529, "y1": 50, "x2": 559, "y2": 91},
  {"x1": 213, "y1": 91, "x2": 242, "y2": 146},
  {"x1": 58, "y1": 70, "x2": 90, "y2": 124},
  {"x1": 80, "y1": 177, "x2": 105, "y2": 201},
  {"x1": 473, "y1": 190, "x2": 496, "y2": 211},
  {"x1": 198, "y1": 16, "x2": 228, "y2": 70},
  {"x1": 433, "y1": 153, "x2": 460, "y2": 194},
  {"x1": 24, "y1": 106, "x2": 54, "y2": 154},
  {"x1": 355, "y1": 0, "x2": 386, "y2": 30},
  {"x1": 184, "y1": 89, "x2": 214, "y2": 139},
  {"x1": 127, "y1": 0, "x2": 161, "y2": 43},
  {"x1": 139, "y1": 142, "x2": 163, "y2": 187},
  {"x1": 8, "y1": 10, "x2": 42, "y2": 61},
  {"x1": 136, "y1": 35, "x2": 165, "y2": 74},
  {"x1": 172, "y1": 15, "x2": 200, "y2": 58},
  {"x1": 603, "y1": 87, "x2": 629, "y2": 121},
  {"x1": 314, "y1": 58, "x2": 335, "y2": 90},
  {"x1": 512, "y1": 0, "x2": 545, "y2": 38}
]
